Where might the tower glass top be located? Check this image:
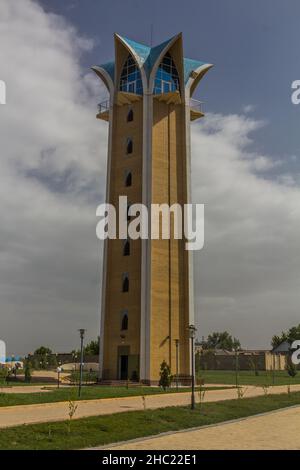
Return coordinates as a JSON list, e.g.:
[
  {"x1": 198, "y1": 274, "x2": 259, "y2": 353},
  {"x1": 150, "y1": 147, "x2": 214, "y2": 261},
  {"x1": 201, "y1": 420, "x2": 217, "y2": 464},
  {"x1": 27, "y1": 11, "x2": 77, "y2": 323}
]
[
  {"x1": 120, "y1": 54, "x2": 143, "y2": 95},
  {"x1": 153, "y1": 52, "x2": 180, "y2": 95},
  {"x1": 94, "y1": 34, "x2": 211, "y2": 97}
]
